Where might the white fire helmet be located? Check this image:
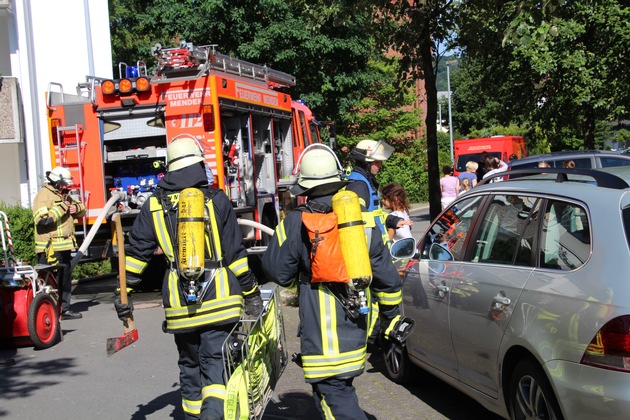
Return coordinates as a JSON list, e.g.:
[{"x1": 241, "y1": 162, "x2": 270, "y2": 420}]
[
  {"x1": 167, "y1": 136, "x2": 205, "y2": 172},
  {"x1": 352, "y1": 139, "x2": 394, "y2": 162},
  {"x1": 290, "y1": 144, "x2": 348, "y2": 196},
  {"x1": 47, "y1": 166, "x2": 74, "y2": 186}
]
